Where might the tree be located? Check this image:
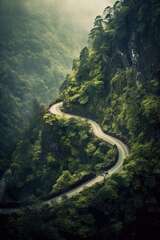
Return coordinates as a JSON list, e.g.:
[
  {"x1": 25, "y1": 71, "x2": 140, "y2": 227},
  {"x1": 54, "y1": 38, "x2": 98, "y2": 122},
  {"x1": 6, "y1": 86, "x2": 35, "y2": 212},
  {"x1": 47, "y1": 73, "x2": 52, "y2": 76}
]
[
  {"x1": 89, "y1": 16, "x2": 104, "y2": 50},
  {"x1": 52, "y1": 170, "x2": 73, "y2": 192},
  {"x1": 77, "y1": 47, "x2": 90, "y2": 82}
]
